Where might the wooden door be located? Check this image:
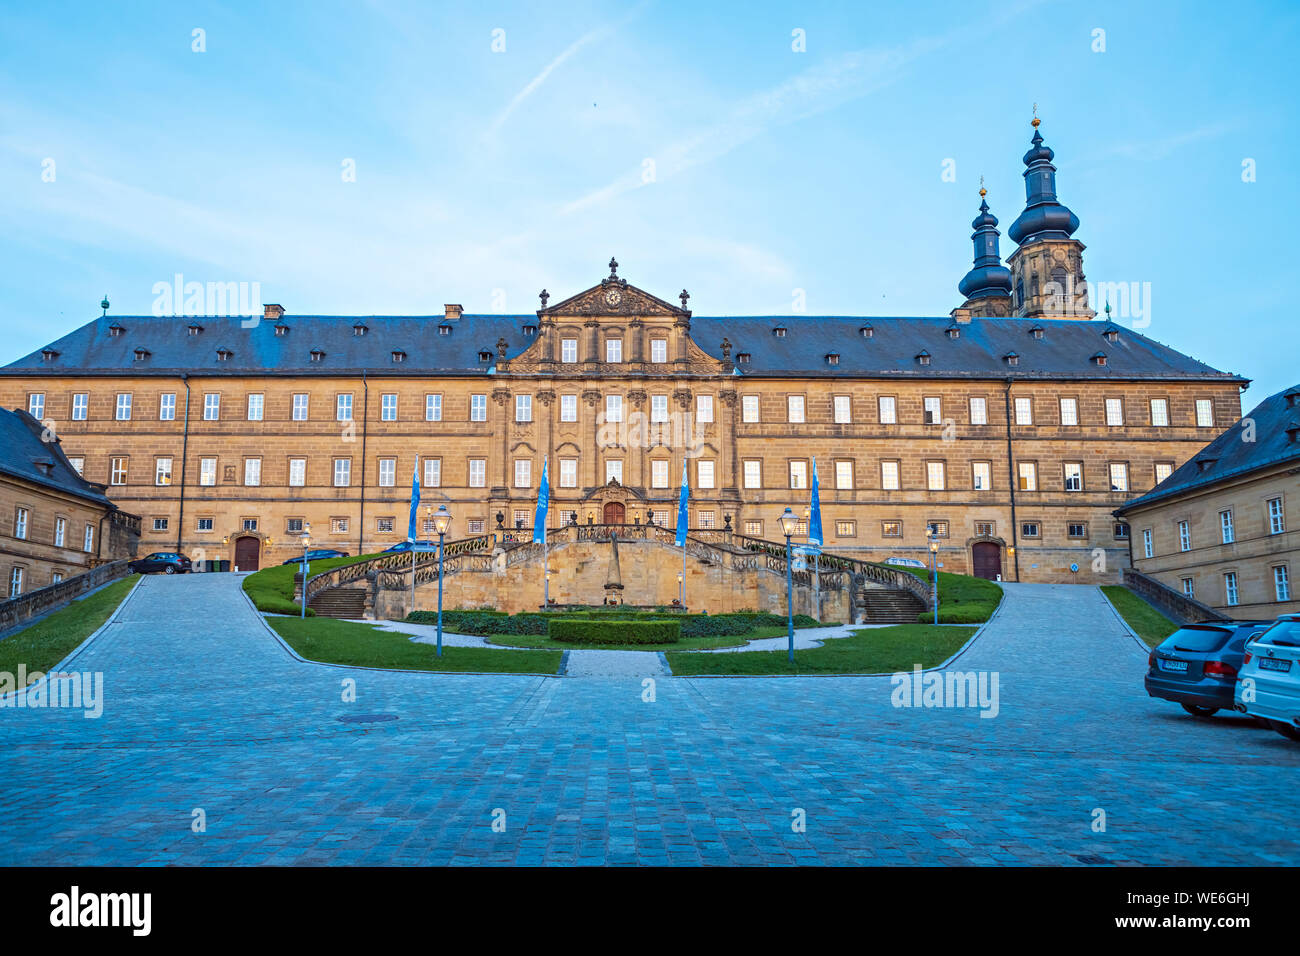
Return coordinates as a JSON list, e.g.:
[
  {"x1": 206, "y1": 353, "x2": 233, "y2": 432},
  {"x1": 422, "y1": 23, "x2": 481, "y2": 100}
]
[
  {"x1": 234, "y1": 536, "x2": 261, "y2": 572},
  {"x1": 603, "y1": 502, "x2": 625, "y2": 525},
  {"x1": 972, "y1": 541, "x2": 1001, "y2": 580}
]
